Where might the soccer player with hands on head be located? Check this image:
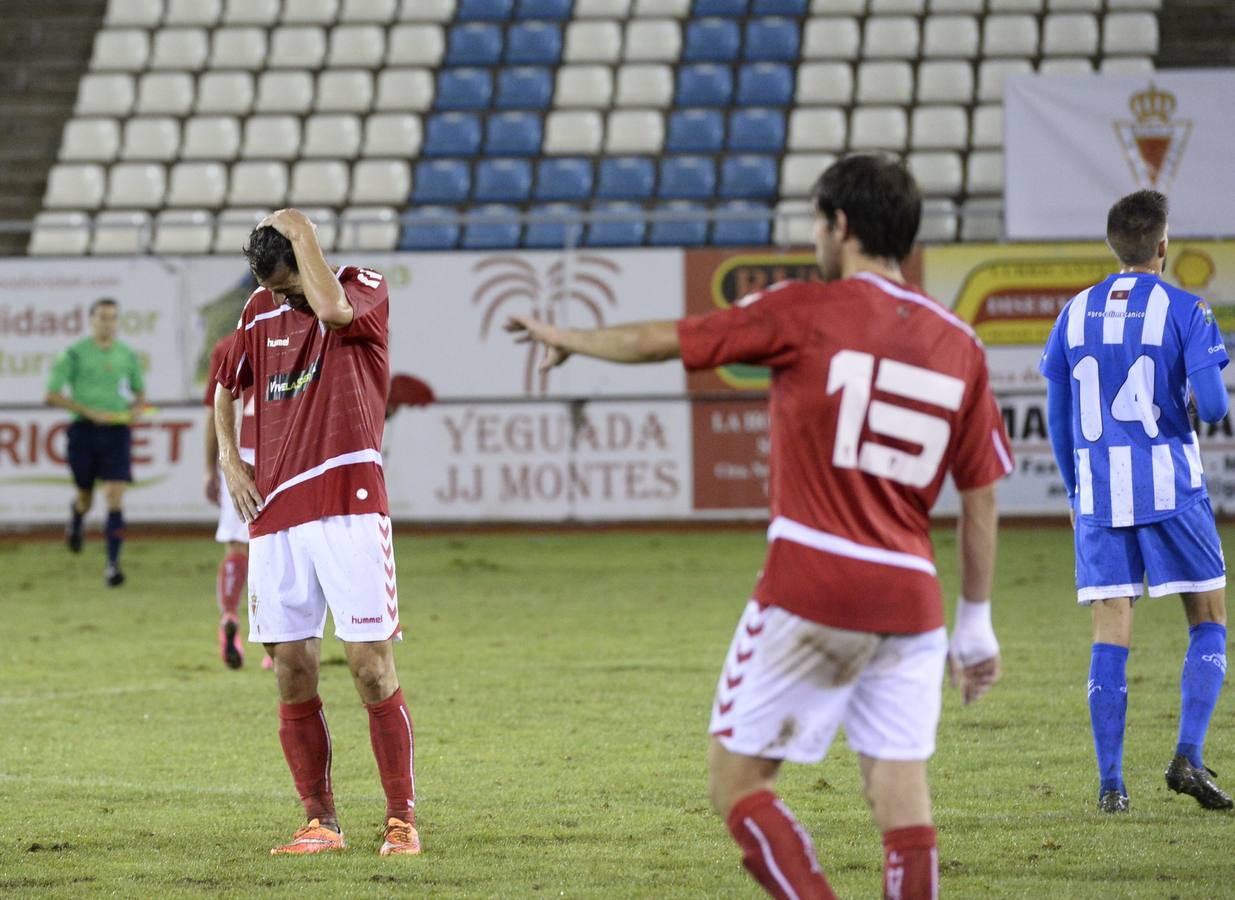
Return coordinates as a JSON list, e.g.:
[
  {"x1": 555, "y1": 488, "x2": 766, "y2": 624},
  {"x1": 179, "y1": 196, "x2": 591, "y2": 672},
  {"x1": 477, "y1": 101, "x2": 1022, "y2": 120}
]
[
  {"x1": 213, "y1": 207, "x2": 421, "y2": 857},
  {"x1": 509, "y1": 155, "x2": 1011, "y2": 900},
  {"x1": 1041, "y1": 190, "x2": 1231, "y2": 814}
]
